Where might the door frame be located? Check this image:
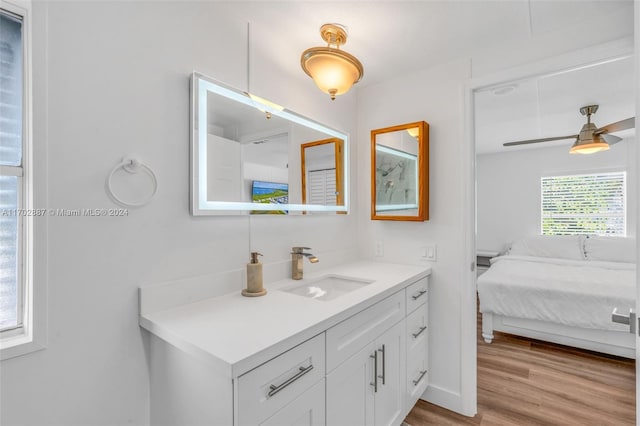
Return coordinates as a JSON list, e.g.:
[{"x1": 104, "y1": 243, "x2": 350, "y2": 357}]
[{"x1": 461, "y1": 38, "x2": 635, "y2": 416}]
